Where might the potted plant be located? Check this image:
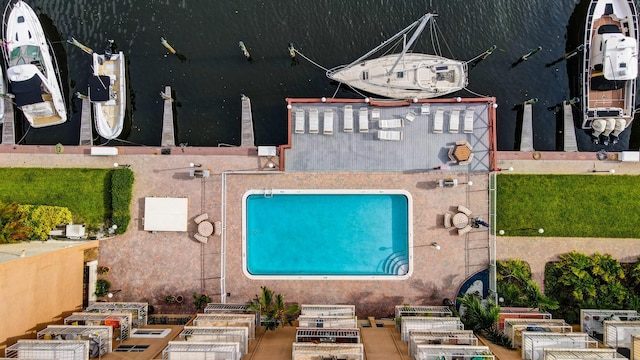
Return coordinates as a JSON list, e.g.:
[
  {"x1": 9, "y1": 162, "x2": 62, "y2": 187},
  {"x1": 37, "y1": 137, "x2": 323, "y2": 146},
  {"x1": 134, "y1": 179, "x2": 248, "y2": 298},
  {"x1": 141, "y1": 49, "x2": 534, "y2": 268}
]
[
  {"x1": 175, "y1": 295, "x2": 184, "y2": 303},
  {"x1": 165, "y1": 295, "x2": 177, "y2": 304},
  {"x1": 97, "y1": 266, "x2": 110, "y2": 275},
  {"x1": 95, "y1": 279, "x2": 111, "y2": 297}
]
